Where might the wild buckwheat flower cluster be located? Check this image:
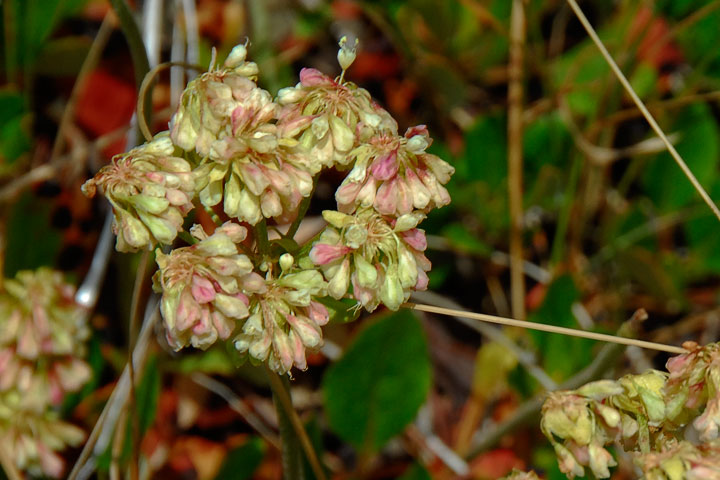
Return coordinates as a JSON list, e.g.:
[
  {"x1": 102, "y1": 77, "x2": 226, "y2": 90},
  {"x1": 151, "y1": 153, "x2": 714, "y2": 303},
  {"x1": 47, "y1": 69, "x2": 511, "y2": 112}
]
[
  {"x1": 541, "y1": 341, "x2": 720, "y2": 479},
  {"x1": 636, "y1": 439, "x2": 720, "y2": 479},
  {"x1": 83, "y1": 38, "x2": 453, "y2": 375},
  {"x1": 0, "y1": 268, "x2": 89, "y2": 477}
]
